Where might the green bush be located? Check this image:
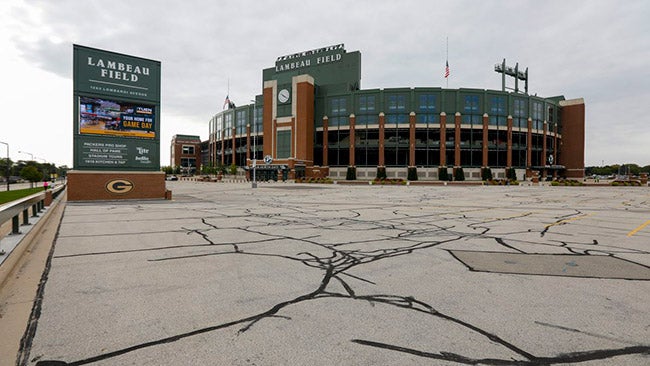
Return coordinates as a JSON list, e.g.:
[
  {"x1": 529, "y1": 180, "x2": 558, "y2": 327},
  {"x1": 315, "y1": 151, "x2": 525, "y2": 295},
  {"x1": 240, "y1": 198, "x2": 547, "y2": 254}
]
[
  {"x1": 481, "y1": 167, "x2": 493, "y2": 181},
  {"x1": 407, "y1": 167, "x2": 418, "y2": 181},
  {"x1": 506, "y1": 167, "x2": 517, "y2": 181},
  {"x1": 454, "y1": 167, "x2": 465, "y2": 181},
  {"x1": 376, "y1": 166, "x2": 387, "y2": 180},
  {"x1": 346, "y1": 166, "x2": 357, "y2": 180},
  {"x1": 438, "y1": 167, "x2": 449, "y2": 181}
]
